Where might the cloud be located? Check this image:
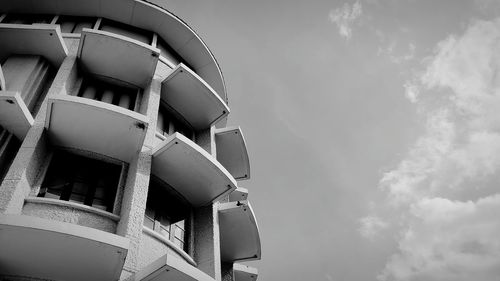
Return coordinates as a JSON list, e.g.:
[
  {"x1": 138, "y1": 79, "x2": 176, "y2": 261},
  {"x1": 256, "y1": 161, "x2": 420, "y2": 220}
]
[
  {"x1": 376, "y1": 18, "x2": 500, "y2": 280},
  {"x1": 328, "y1": 1, "x2": 363, "y2": 40},
  {"x1": 379, "y1": 196, "x2": 500, "y2": 281},
  {"x1": 359, "y1": 215, "x2": 389, "y2": 240},
  {"x1": 378, "y1": 42, "x2": 416, "y2": 64}
]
